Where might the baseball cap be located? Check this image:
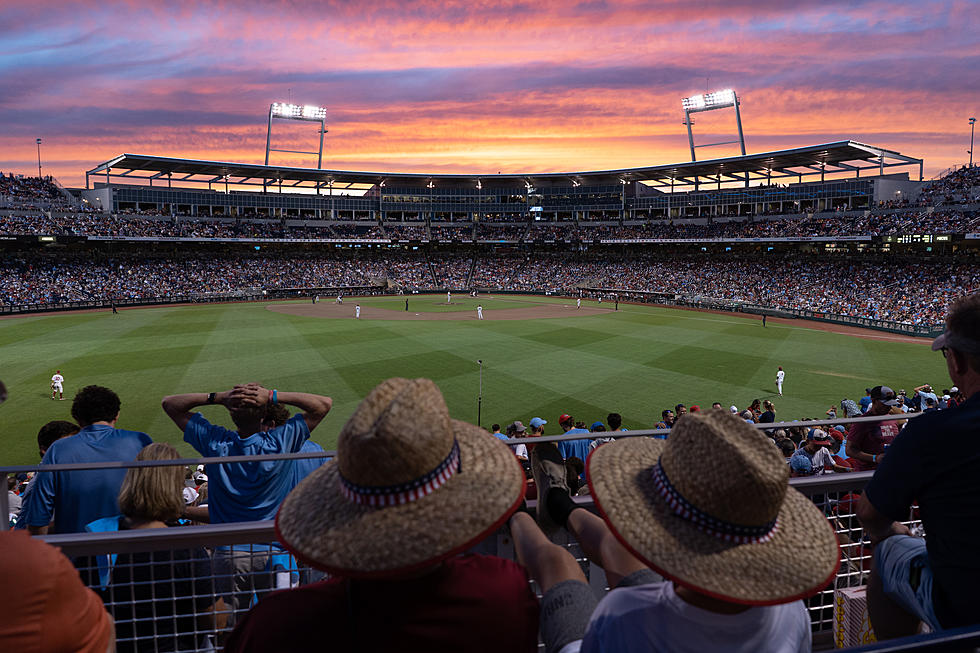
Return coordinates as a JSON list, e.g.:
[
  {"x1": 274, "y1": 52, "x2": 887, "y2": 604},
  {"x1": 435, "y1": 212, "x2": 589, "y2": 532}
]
[
  {"x1": 829, "y1": 430, "x2": 844, "y2": 443},
  {"x1": 591, "y1": 421, "x2": 605, "y2": 431},
  {"x1": 951, "y1": 386, "x2": 959, "y2": 393},
  {"x1": 529, "y1": 417, "x2": 547, "y2": 429},
  {"x1": 689, "y1": 405, "x2": 701, "y2": 413},
  {"x1": 808, "y1": 429, "x2": 832, "y2": 444},
  {"x1": 729, "y1": 405, "x2": 738, "y2": 413},
  {"x1": 932, "y1": 327, "x2": 980, "y2": 354},
  {"x1": 509, "y1": 420, "x2": 526, "y2": 433},
  {"x1": 558, "y1": 413, "x2": 573, "y2": 425},
  {"x1": 870, "y1": 385, "x2": 899, "y2": 407},
  {"x1": 790, "y1": 455, "x2": 813, "y2": 474}
]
